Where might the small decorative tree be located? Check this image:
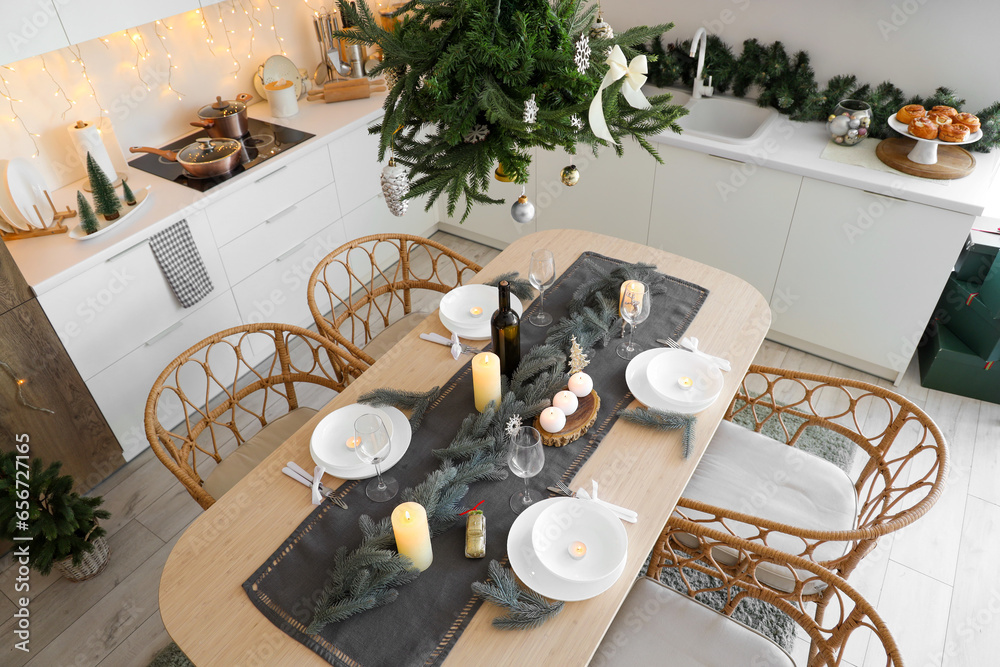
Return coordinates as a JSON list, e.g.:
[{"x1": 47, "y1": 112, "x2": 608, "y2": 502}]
[
  {"x1": 0, "y1": 452, "x2": 111, "y2": 579},
  {"x1": 568, "y1": 335, "x2": 590, "y2": 374},
  {"x1": 121, "y1": 179, "x2": 137, "y2": 206},
  {"x1": 86, "y1": 152, "x2": 121, "y2": 221},
  {"x1": 77, "y1": 191, "x2": 100, "y2": 234}
]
